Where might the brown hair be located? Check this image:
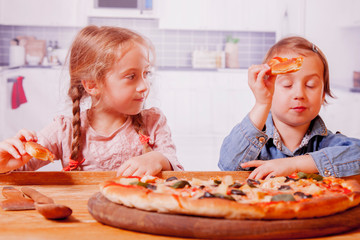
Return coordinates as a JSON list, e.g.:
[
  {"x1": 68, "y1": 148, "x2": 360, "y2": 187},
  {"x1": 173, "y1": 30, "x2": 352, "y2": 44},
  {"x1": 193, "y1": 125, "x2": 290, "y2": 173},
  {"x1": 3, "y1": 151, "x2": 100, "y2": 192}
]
[
  {"x1": 263, "y1": 36, "x2": 334, "y2": 103},
  {"x1": 67, "y1": 25, "x2": 155, "y2": 163}
]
